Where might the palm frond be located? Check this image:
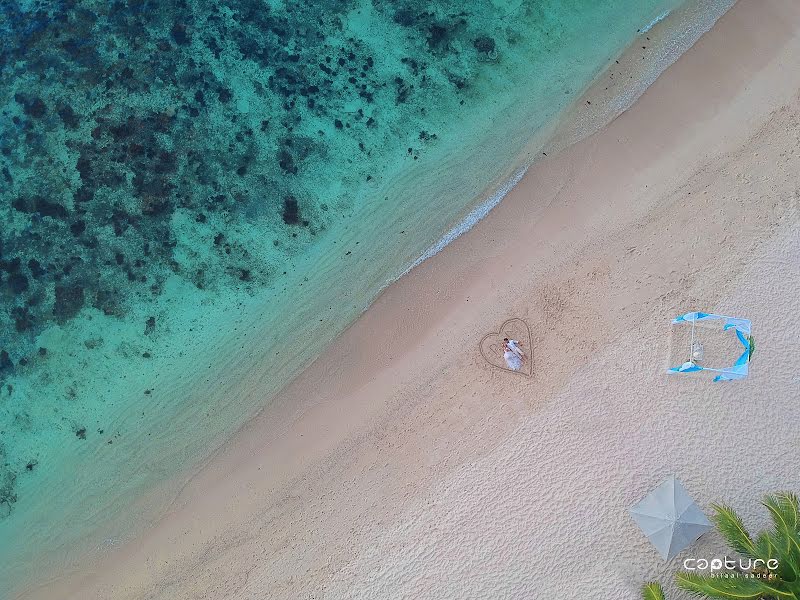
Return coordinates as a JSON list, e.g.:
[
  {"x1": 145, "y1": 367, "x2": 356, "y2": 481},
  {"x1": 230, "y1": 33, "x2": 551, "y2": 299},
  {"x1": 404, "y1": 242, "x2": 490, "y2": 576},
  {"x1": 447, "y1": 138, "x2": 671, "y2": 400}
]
[
  {"x1": 764, "y1": 494, "x2": 800, "y2": 570},
  {"x1": 753, "y1": 531, "x2": 778, "y2": 565},
  {"x1": 712, "y1": 503, "x2": 758, "y2": 559},
  {"x1": 763, "y1": 493, "x2": 800, "y2": 533},
  {"x1": 642, "y1": 582, "x2": 666, "y2": 600},
  {"x1": 676, "y1": 571, "x2": 791, "y2": 598},
  {"x1": 768, "y1": 529, "x2": 800, "y2": 583}
]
